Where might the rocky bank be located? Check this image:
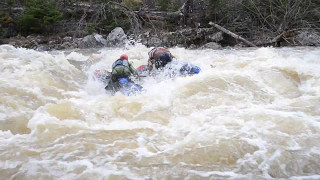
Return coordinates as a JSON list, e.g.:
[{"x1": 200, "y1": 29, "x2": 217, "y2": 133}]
[
  {"x1": 1, "y1": 0, "x2": 320, "y2": 50},
  {"x1": 2, "y1": 26, "x2": 320, "y2": 51}
]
